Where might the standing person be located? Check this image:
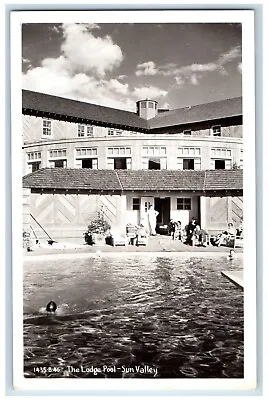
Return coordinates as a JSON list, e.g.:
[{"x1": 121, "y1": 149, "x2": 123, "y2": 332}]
[
  {"x1": 147, "y1": 204, "x2": 159, "y2": 236},
  {"x1": 186, "y1": 217, "x2": 198, "y2": 244}
]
